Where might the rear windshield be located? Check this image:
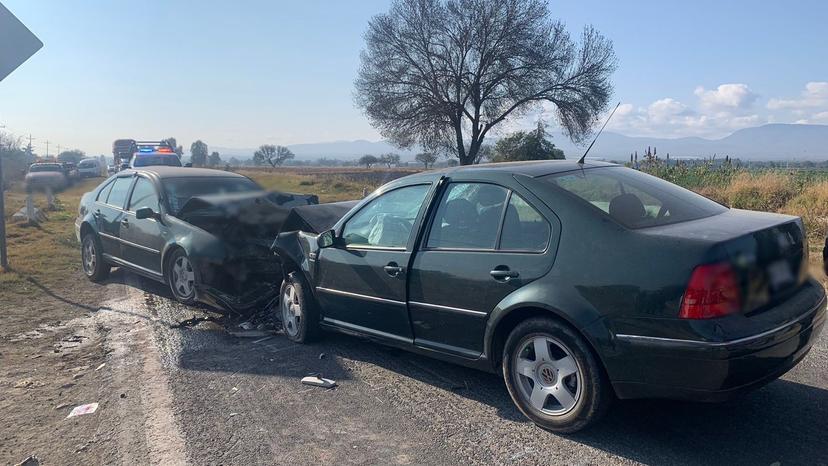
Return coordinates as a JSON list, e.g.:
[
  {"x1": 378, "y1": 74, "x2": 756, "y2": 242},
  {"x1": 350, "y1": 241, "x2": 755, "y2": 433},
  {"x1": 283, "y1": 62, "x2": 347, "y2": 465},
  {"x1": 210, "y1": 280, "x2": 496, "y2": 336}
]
[
  {"x1": 542, "y1": 167, "x2": 727, "y2": 228},
  {"x1": 133, "y1": 154, "x2": 182, "y2": 167},
  {"x1": 29, "y1": 164, "x2": 62, "y2": 173},
  {"x1": 162, "y1": 176, "x2": 261, "y2": 214}
]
